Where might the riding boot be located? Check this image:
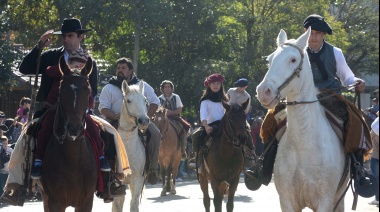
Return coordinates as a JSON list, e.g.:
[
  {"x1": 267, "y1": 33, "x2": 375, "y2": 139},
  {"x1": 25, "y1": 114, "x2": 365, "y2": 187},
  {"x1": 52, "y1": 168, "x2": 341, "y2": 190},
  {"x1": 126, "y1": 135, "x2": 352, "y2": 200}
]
[
  {"x1": 180, "y1": 132, "x2": 188, "y2": 159},
  {"x1": 352, "y1": 149, "x2": 372, "y2": 187},
  {"x1": 146, "y1": 124, "x2": 161, "y2": 185},
  {"x1": 244, "y1": 137, "x2": 278, "y2": 185},
  {"x1": 243, "y1": 129, "x2": 256, "y2": 168}
]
